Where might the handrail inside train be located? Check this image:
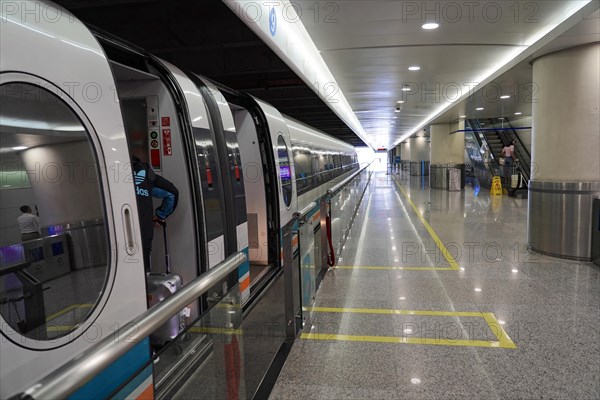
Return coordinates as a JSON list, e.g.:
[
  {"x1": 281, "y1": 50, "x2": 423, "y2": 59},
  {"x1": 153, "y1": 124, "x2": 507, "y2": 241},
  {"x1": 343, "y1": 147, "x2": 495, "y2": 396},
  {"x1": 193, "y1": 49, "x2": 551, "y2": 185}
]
[{"x1": 13, "y1": 252, "x2": 247, "y2": 400}]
